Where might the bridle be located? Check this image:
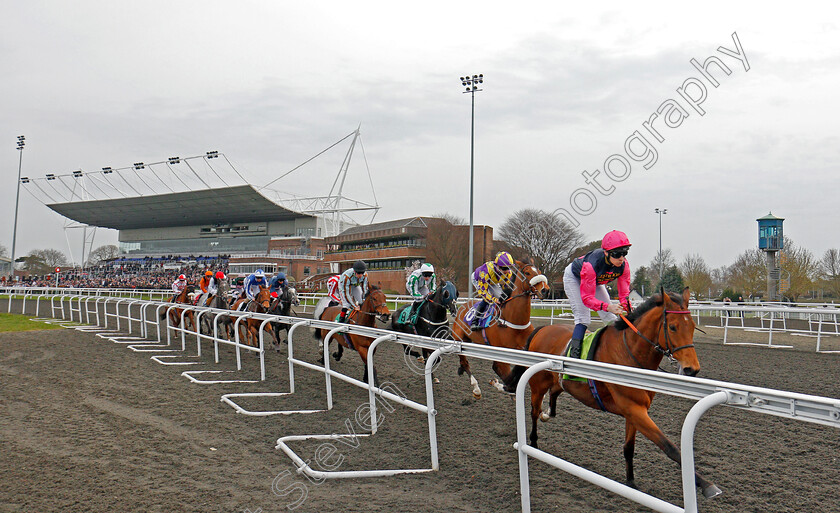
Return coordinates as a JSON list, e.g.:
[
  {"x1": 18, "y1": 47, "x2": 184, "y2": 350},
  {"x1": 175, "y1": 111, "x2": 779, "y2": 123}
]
[
  {"x1": 500, "y1": 265, "x2": 546, "y2": 307},
  {"x1": 619, "y1": 307, "x2": 695, "y2": 367}
]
